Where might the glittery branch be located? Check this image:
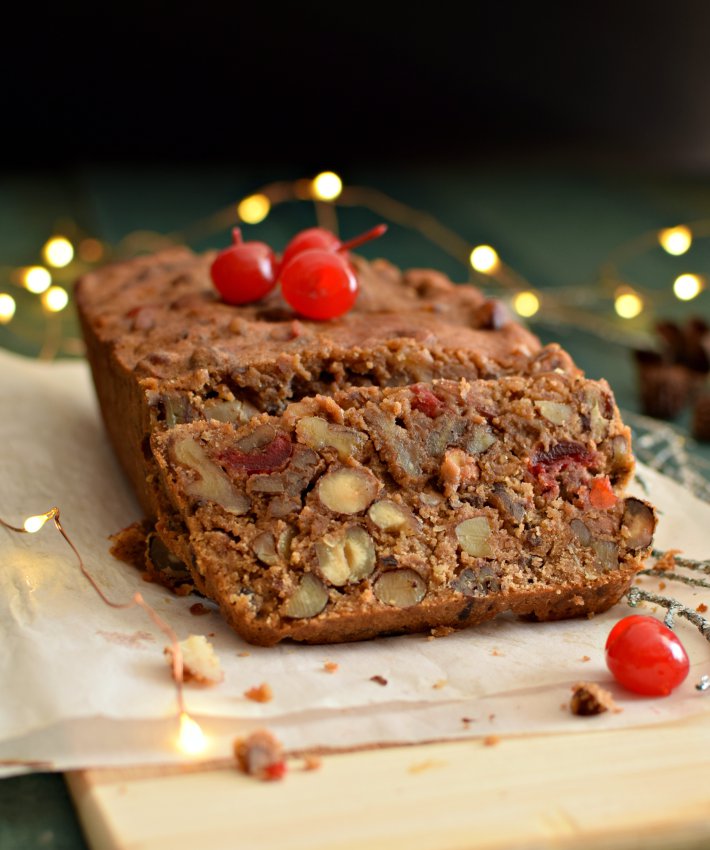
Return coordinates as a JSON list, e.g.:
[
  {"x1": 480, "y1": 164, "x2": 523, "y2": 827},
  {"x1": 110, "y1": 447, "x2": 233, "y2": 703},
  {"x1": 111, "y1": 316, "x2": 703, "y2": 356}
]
[{"x1": 626, "y1": 586, "x2": 710, "y2": 643}]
